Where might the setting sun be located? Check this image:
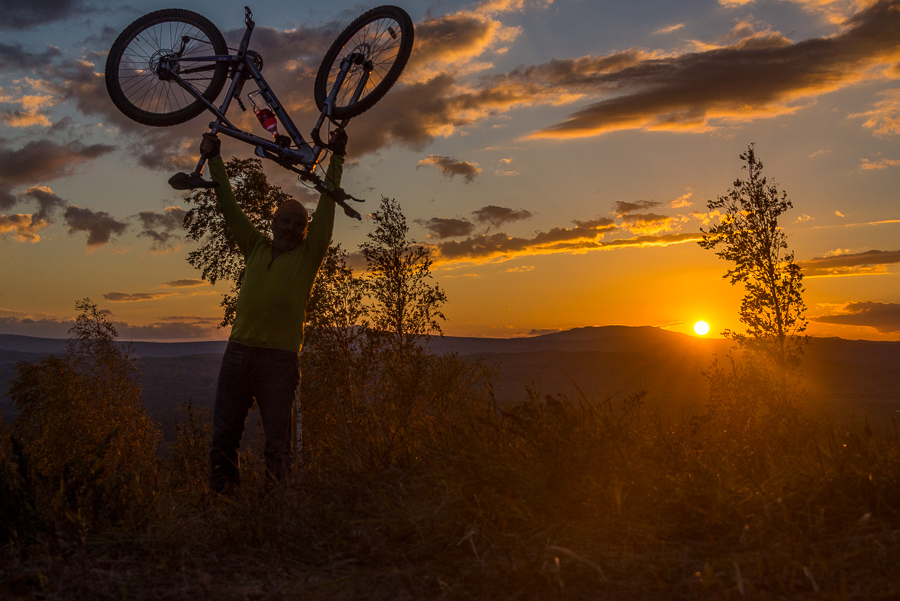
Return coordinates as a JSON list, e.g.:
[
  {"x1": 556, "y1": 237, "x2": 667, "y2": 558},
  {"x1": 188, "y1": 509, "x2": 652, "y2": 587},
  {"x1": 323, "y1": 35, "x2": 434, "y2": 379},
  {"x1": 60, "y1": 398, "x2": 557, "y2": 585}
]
[{"x1": 694, "y1": 321, "x2": 711, "y2": 336}]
